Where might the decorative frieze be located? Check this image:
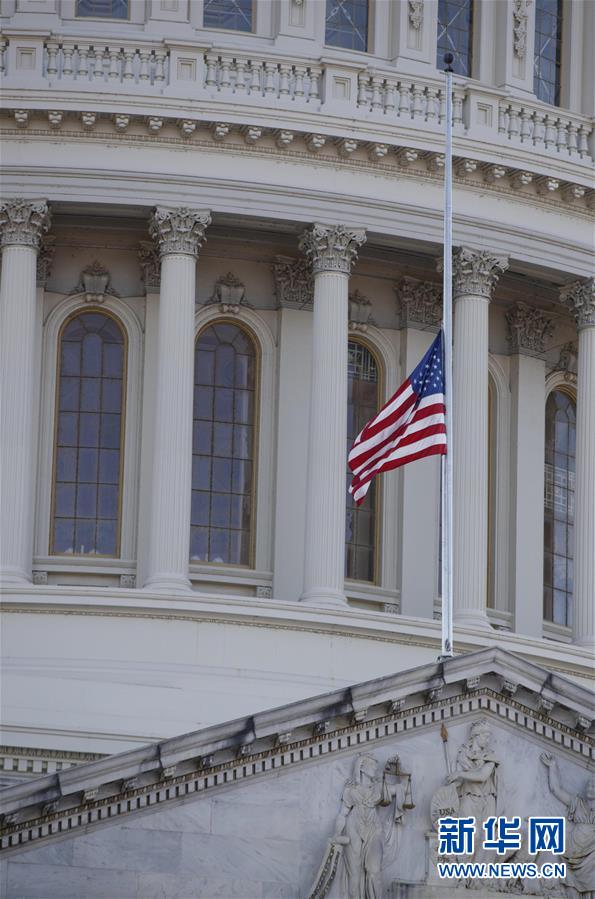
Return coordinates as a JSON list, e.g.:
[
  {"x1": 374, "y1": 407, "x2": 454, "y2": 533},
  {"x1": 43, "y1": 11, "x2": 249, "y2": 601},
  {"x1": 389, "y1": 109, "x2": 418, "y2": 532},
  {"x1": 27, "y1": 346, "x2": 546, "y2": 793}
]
[
  {"x1": 272, "y1": 254, "x2": 313, "y2": 308},
  {"x1": 149, "y1": 207, "x2": 211, "y2": 258},
  {"x1": 207, "y1": 272, "x2": 252, "y2": 314},
  {"x1": 451, "y1": 247, "x2": 508, "y2": 299},
  {"x1": 506, "y1": 302, "x2": 555, "y2": 355},
  {"x1": 513, "y1": 0, "x2": 532, "y2": 58},
  {"x1": 348, "y1": 289, "x2": 375, "y2": 332},
  {"x1": 560, "y1": 277, "x2": 595, "y2": 329},
  {"x1": 396, "y1": 277, "x2": 442, "y2": 328},
  {"x1": 71, "y1": 261, "x2": 118, "y2": 304},
  {"x1": 299, "y1": 224, "x2": 366, "y2": 275},
  {"x1": 0, "y1": 199, "x2": 50, "y2": 250},
  {"x1": 138, "y1": 240, "x2": 161, "y2": 290}
]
